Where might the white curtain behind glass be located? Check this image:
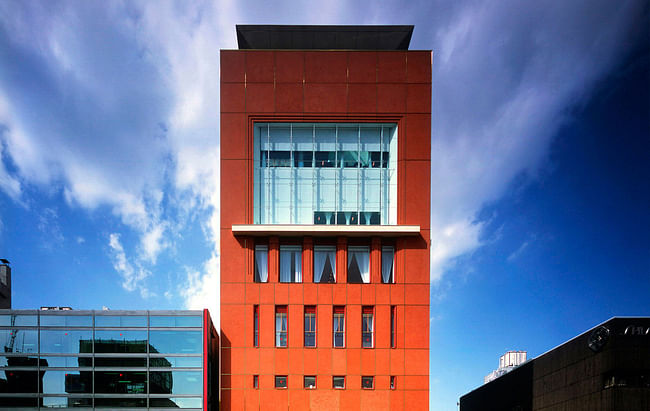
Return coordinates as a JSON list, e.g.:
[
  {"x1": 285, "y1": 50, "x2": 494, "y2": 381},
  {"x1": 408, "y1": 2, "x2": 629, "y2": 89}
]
[
  {"x1": 314, "y1": 246, "x2": 336, "y2": 283},
  {"x1": 381, "y1": 246, "x2": 394, "y2": 283},
  {"x1": 349, "y1": 246, "x2": 370, "y2": 283},
  {"x1": 255, "y1": 245, "x2": 268, "y2": 282}
]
